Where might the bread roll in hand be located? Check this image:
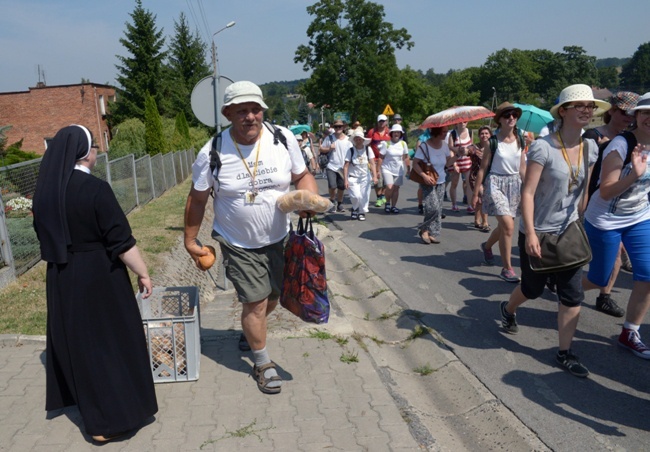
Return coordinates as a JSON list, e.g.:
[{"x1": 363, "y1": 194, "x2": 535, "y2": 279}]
[
  {"x1": 276, "y1": 190, "x2": 333, "y2": 213},
  {"x1": 198, "y1": 245, "x2": 216, "y2": 270}
]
